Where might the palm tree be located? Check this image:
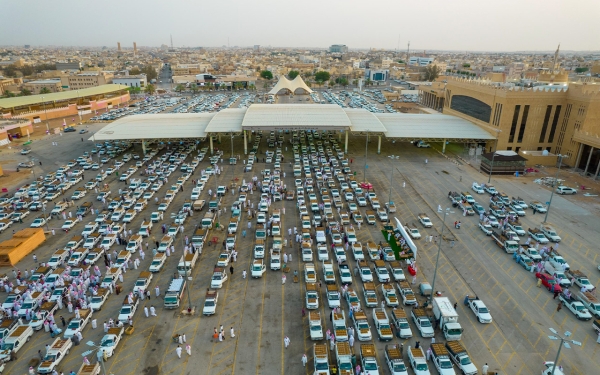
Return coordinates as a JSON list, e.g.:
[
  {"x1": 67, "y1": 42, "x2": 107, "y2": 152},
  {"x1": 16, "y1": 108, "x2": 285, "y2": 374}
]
[
  {"x1": 352, "y1": 79, "x2": 358, "y2": 87},
  {"x1": 365, "y1": 78, "x2": 372, "y2": 87},
  {"x1": 248, "y1": 84, "x2": 256, "y2": 91},
  {"x1": 19, "y1": 89, "x2": 32, "y2": 96},
  {"x1": 206, "y1": 82, "x2": 214, "y2": 91},
  {"x1": 2, "y1": 90, "x2": 15, "y2": 98},
  {"x1": 144, "y1": 84, "x2": 156, "y2": 95},
  {"x1": 175, "y1": 84, "x2": 186, "y2": 93},
  {"x1": 190, "y1": 83, "x2": 199, "y2": 95},
  {"x1": 39, "y1": 87, "x2": 51, "y2": 94}
]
